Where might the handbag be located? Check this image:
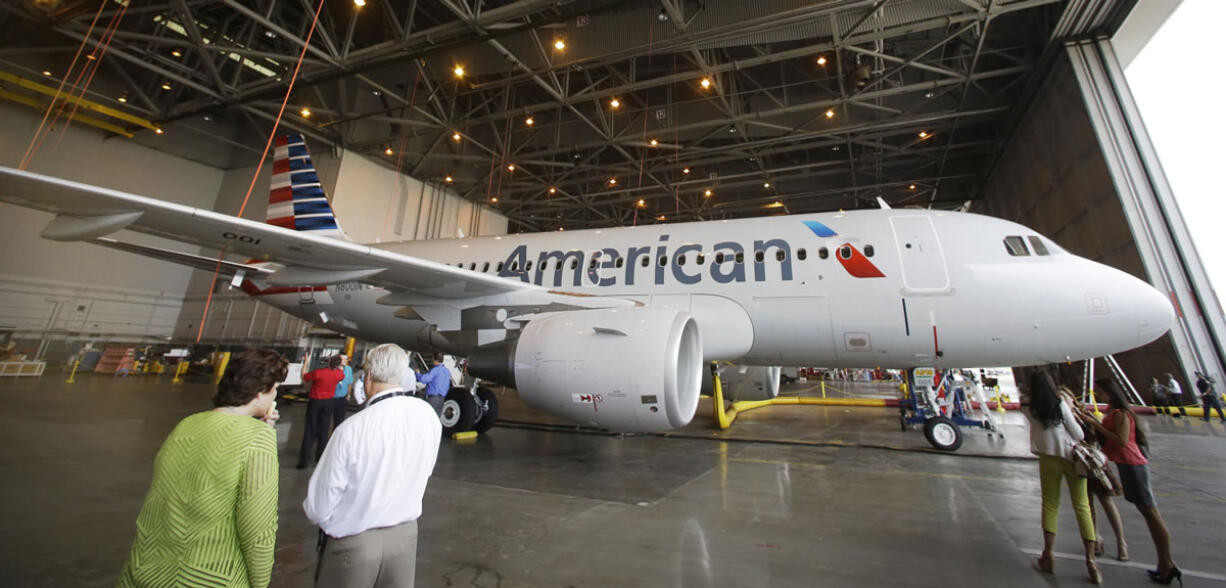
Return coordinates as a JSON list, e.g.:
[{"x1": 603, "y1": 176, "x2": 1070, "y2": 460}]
[{"x1": 1071, "y1": 441, "x2": 1122, "y2": 496}]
